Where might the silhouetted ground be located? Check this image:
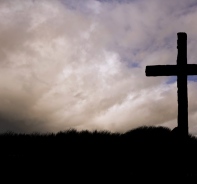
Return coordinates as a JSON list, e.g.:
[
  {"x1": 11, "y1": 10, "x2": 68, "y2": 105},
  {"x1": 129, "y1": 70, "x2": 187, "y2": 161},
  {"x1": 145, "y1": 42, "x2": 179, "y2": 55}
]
[{"x1": 1, "y1": 126, "x2": 197, "y2": 178}]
